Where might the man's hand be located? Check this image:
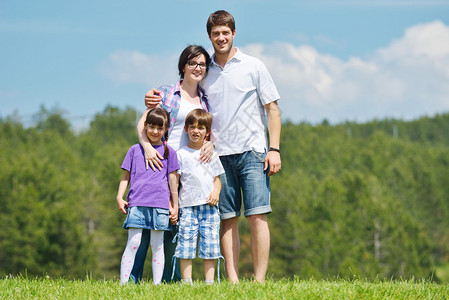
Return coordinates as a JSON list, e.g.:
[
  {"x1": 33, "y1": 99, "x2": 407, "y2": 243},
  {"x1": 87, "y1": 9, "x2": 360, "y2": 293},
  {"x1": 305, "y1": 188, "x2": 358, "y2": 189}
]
[
  {"x1": 144, "y1": 88, "x2": 162, "y2": 109},
  {"x1": 264, "y1": 151, "x2": 281, "y2": 176},
  {"x1": 199, "y1": 141, "x2": 214, "y2": 163}
]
